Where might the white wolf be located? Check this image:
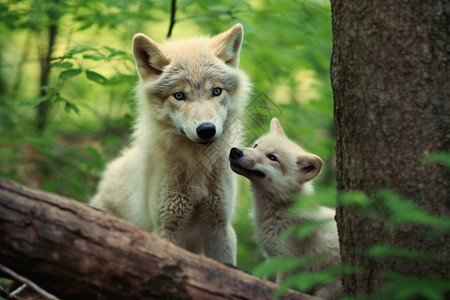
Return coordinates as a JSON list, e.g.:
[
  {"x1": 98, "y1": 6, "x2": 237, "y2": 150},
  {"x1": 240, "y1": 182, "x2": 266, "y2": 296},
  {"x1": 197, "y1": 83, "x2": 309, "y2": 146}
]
[
  {"x1": 229, "y1": 118, "x2": 342, "y2": 299},
  {"x1": 91, "y1": 24, "x2": 251, "y2": 265}
]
